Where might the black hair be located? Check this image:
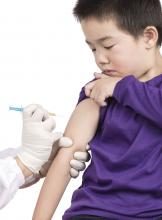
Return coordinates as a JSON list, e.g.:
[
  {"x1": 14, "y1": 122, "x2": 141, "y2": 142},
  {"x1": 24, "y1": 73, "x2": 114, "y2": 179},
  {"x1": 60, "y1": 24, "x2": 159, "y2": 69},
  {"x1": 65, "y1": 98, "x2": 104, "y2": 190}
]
[{"x1": 73, "y1": 0, "x2": 162, "y2": 46}]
